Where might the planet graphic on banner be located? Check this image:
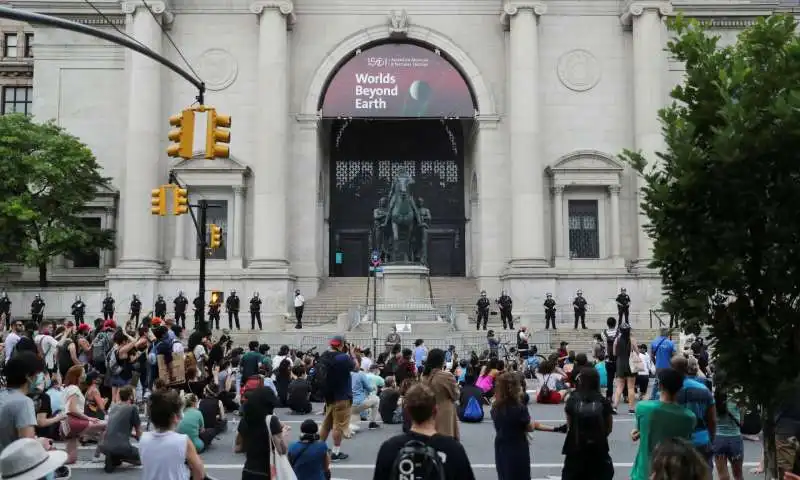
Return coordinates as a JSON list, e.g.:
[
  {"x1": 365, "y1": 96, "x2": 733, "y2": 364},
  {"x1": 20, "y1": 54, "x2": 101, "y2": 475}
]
[{"x1": 409, "y1": 80, "x2": 432, "y2": 102}]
